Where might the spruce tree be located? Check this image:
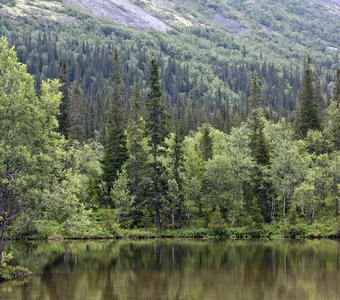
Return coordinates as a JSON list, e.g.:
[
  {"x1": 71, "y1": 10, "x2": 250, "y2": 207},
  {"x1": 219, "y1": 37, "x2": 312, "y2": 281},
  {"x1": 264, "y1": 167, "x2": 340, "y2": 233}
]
[
  {"x1": 295, "y1": 58, "x2": 321, "y2": 138},
  {"x1": 248, "y1": 72, "x2": 271, "y2": 221},
  {"x1": 69, "y1": 81, "x2": 85, "y2": 142},
  {"x1": 168, "y1": 121, "x2": 184, "y2": 228},
  {"x1": 200, "y1": 124, "x2": 213, "y2": 161},
  {"x1": 102, "y1": 49, "x2": 128, "y2": 198},
  {"x1": 126, "y1": 85, "x2": 150, "y2": 226},
  {"x1": 248, "y1": 72, "x2": 270, "y2": 166},
  {"x1": 57, "y1": 58, "x2": 71, "y2": 138},
  {"x1": 249, "y1": 196, "x2": 264, "y2": 230},
  {"x1": 146, "y1": 59, "x2": 168, "y2": 229}
]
